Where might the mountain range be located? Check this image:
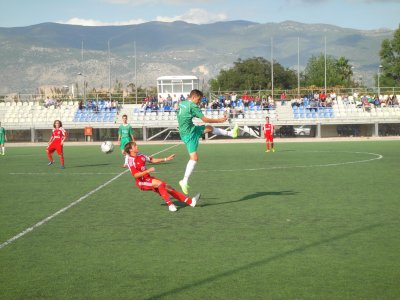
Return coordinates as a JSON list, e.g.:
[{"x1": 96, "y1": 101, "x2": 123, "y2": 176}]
[{"x1": 0, "y1": 21, "x2": 394, "y2": 94}]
